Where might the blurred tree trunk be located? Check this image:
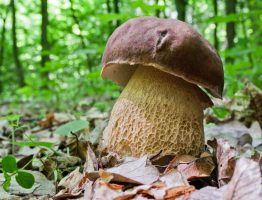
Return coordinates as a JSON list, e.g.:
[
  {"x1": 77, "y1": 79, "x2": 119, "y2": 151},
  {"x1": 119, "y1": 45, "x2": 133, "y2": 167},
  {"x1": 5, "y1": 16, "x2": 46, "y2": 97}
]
[
  {"x1": 155, "y1": 0, "x2": 160, "y2": 17},
  {"x1": 113, "y1": 0, "x2": 120, "y2": 27},
  {"x1": 41, "y1": 0, "x2": 50, "y2": 86},
  {"x1": 69, "y1": 0, "x2": 91, "y2": 71},
  {"x1": 0, "y1": 7, "x2": 9, "y2": 92},
  {"x1": 106, "y1": 0, "x2": 121, "y2": 32},
  {"x1": 11, "y1": 0, "x2": 25, "y2": 87},
  {"x1": 155, "y1": 0, "x2": 167, "y2": 18},
  {"x1": 248, "y1": 1, "x2": 262, "y2": 45},
  {"x1": 239, "y1": 1, "x2": 253, "y2": 67},
  {"x1": 225, "y1": 0, "x2": 236, "y2": 63},
  {"x1": 213, "y1": 0, "x2": 219, "y2": 50},
  {"x1": 106, "y1": 0, "x2": 113, "y2": 34},
  {"x1": 174, "y1": 0, "x2": 187, "y2": 21}
]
